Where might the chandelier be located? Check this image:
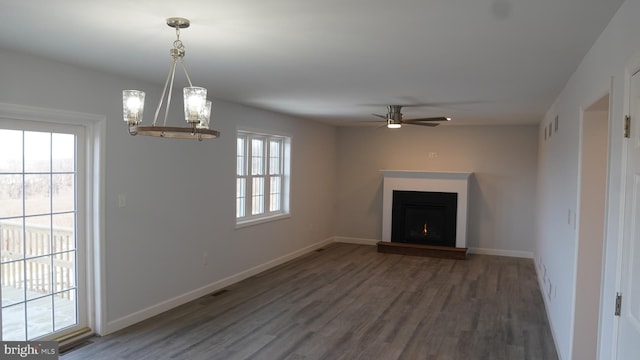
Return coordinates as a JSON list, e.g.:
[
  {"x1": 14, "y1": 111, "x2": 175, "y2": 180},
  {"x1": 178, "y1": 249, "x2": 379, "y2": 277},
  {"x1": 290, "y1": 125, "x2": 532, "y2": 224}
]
[{"x1": 122, "y1": 17, "x2": 220, "y2": 141}]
